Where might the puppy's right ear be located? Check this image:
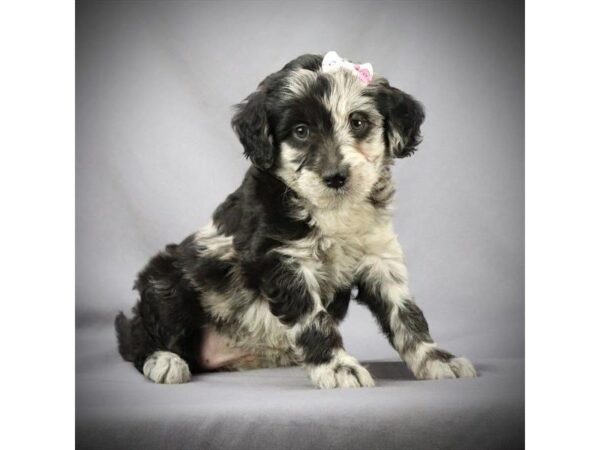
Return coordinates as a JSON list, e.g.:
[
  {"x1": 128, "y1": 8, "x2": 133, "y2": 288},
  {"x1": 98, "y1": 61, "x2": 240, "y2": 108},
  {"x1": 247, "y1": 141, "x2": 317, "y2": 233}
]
[{"x1": 231, "y1": 89, "x2": 275, "y2": 170}]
